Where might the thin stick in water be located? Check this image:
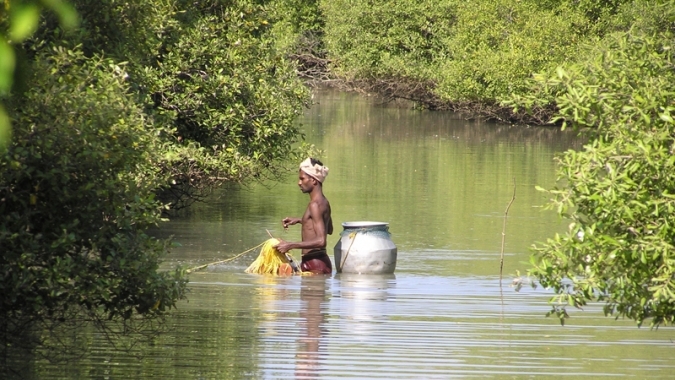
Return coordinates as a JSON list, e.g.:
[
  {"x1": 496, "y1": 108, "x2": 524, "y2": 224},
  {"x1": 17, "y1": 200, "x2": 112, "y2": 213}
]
[{"x1": 500, "y1": 178, "x2": 516, "y2": 285}]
